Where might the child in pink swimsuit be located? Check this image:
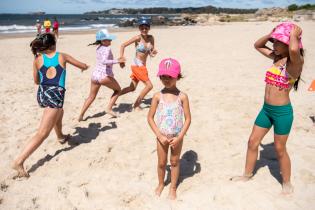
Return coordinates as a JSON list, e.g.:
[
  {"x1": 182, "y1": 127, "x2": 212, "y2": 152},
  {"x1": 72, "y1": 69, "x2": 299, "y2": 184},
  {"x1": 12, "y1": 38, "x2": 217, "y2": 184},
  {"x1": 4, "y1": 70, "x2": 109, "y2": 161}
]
[
  {"x1": 147, "y1": 58, "x2": 191, "y2": 200},
  {"x1": 78, "y1": 29, "x2": 125, "y2": 120}
]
